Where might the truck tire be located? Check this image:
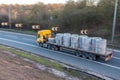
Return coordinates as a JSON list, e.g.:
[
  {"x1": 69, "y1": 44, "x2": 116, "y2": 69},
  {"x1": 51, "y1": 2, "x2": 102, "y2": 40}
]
[
  {"x1": 47, "y1": 44, "x2": 52, "y2": 49},
  {"x1": 75, "y1": 51, "x2": 81, "y2": 57},
  {"x1": 88, "y1": 54, "x2": 96, "y2": 60},
  {"x1": 53, "y1": 46, "x2": 59, "y2": 51},
  {"x1": 39, "y1": 43, "x2": 43, "y2": 47}
]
